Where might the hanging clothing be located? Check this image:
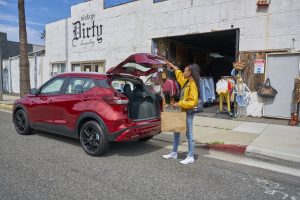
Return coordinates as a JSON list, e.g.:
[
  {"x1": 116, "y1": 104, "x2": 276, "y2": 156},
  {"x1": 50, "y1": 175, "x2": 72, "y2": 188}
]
[
  {"x1": 199, "y1": 77, "x2": 215, "y2": 103},
  {"x1": 216, "y1": 79, "x2": 229, "y2": 94},
  {"x1": 162, "y1": 79, "x2": 176, "y2": 97}
]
